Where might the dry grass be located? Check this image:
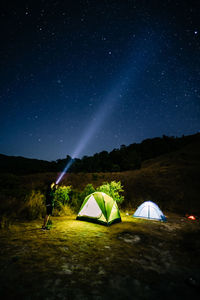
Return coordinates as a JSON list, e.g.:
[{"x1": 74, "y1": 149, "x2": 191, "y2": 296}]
[
  {"x1": 53, "y1": 204, "x2": 75, "y2": 216},
  {"x1": 20, "y1": 190, "x2": 46, "y2": 220}
]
